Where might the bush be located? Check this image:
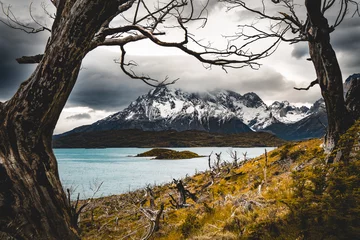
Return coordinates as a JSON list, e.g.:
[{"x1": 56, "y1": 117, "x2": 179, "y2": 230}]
[
  {"x1": 180, "y1": 213, "x2": 201, "y2": 238},
  {"x1": 286, "y1": 160, "x2": 360, "y2": 239}
]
